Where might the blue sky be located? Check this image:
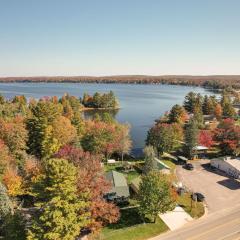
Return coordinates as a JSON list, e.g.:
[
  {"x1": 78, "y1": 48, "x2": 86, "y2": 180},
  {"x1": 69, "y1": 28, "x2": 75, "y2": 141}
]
[{"x1": 0, "y1": 0, "x2": 240, "y2": 76}]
